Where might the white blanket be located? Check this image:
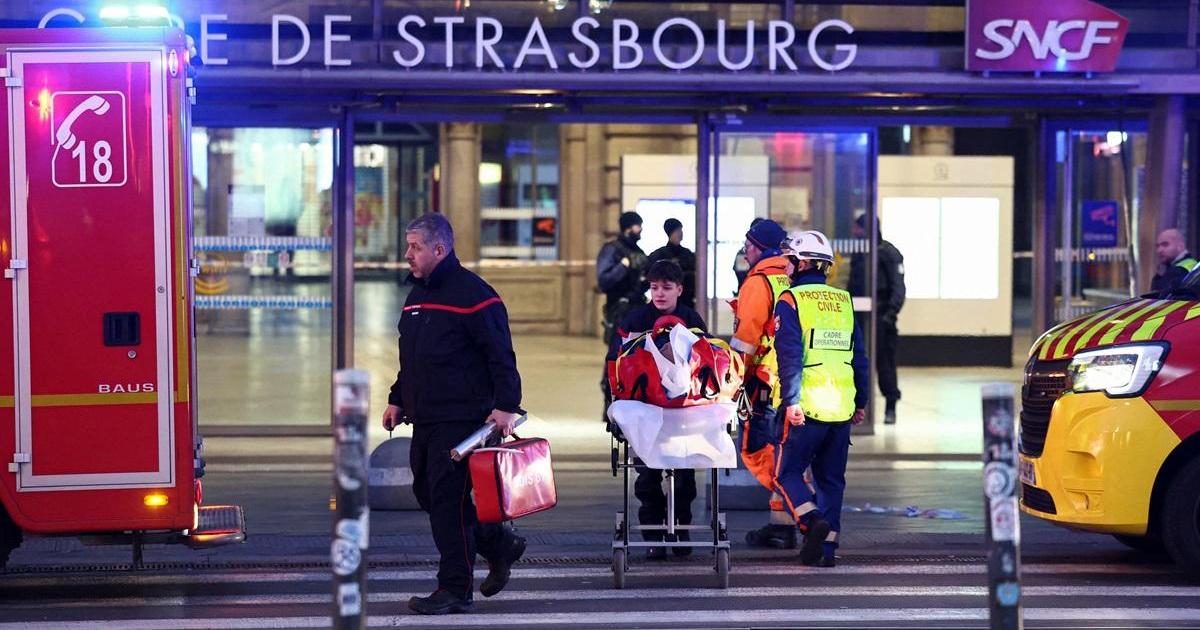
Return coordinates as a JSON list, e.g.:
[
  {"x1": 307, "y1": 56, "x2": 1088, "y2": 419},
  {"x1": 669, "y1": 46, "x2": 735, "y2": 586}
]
[{"x1": 607, "y1": 400, "x2": 738, "y2": 469}]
